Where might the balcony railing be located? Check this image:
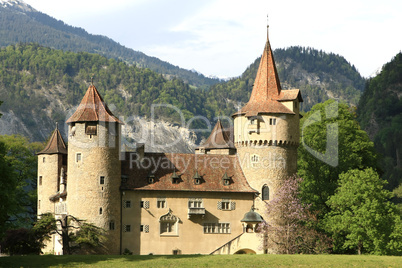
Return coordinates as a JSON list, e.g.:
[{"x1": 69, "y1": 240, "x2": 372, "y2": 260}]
[{"x1": 188, "y1": 207, "x2": 205, "y2": 218}]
